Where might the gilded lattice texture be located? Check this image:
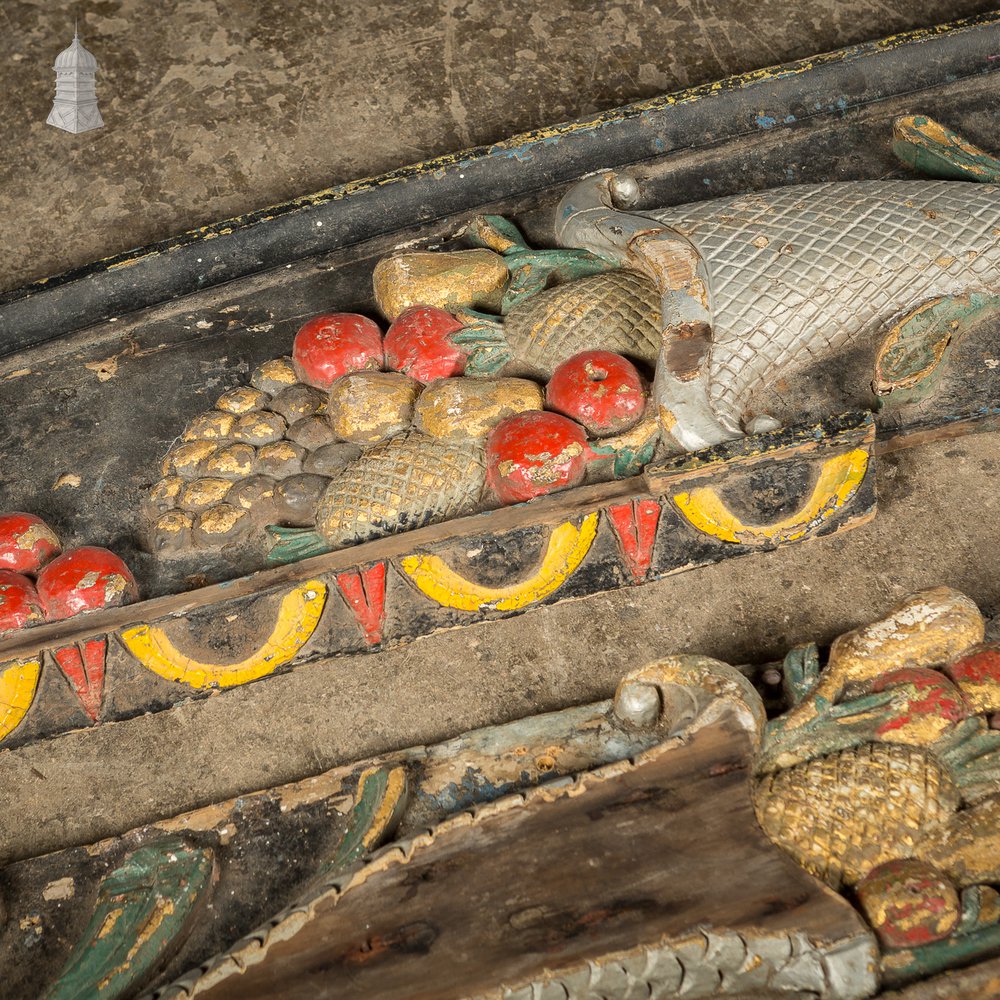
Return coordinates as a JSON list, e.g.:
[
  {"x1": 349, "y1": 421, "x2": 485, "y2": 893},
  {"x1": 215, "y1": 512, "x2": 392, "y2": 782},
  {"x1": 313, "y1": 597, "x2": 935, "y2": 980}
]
[
  {"x1": 754, "y1": 742, "x2": 961, "y2": 889},
  {"x1": 316, "y1": 431, "x2": 487, "y2": 549},
  {"x1": 651, "y1": 181, "x2": 1000, "y2": 426},
  {"x1": 504, "y1": 270, "x2": 661, "y2": 375}
]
